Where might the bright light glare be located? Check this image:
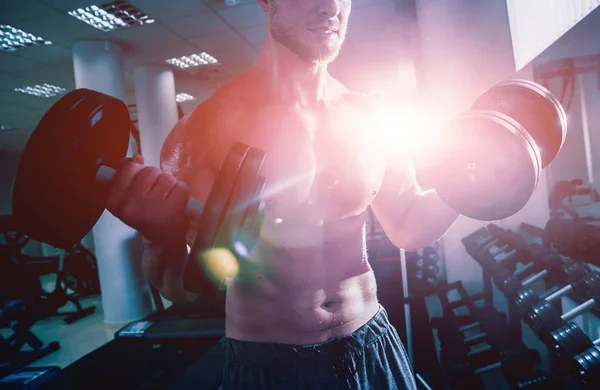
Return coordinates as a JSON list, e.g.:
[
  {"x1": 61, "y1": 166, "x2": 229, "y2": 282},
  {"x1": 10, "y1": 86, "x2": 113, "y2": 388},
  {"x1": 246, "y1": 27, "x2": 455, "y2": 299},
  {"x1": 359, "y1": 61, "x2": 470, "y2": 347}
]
[
  {"x1": 176, "y1": 92, "x2": 195, "y2": 103},
  {"x1": 372, "y1": 99, "x2": 447, "y2": 157}
]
